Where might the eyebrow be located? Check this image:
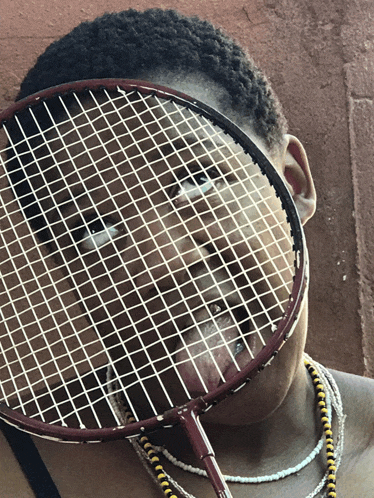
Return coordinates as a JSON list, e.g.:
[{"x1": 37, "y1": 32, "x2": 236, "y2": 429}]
[
  {"x1": 52, "y1": 189, "x2": 88, "y2": 222},
  {"x1": 51, "y1": 131, "x2": 227, "y2": 219},
  {"x1": 170, "y1": 134, "x2": 226, "y2": 152},
  {"x1": 146, "y1": 133, "x2": 227, "y2": 164}
]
